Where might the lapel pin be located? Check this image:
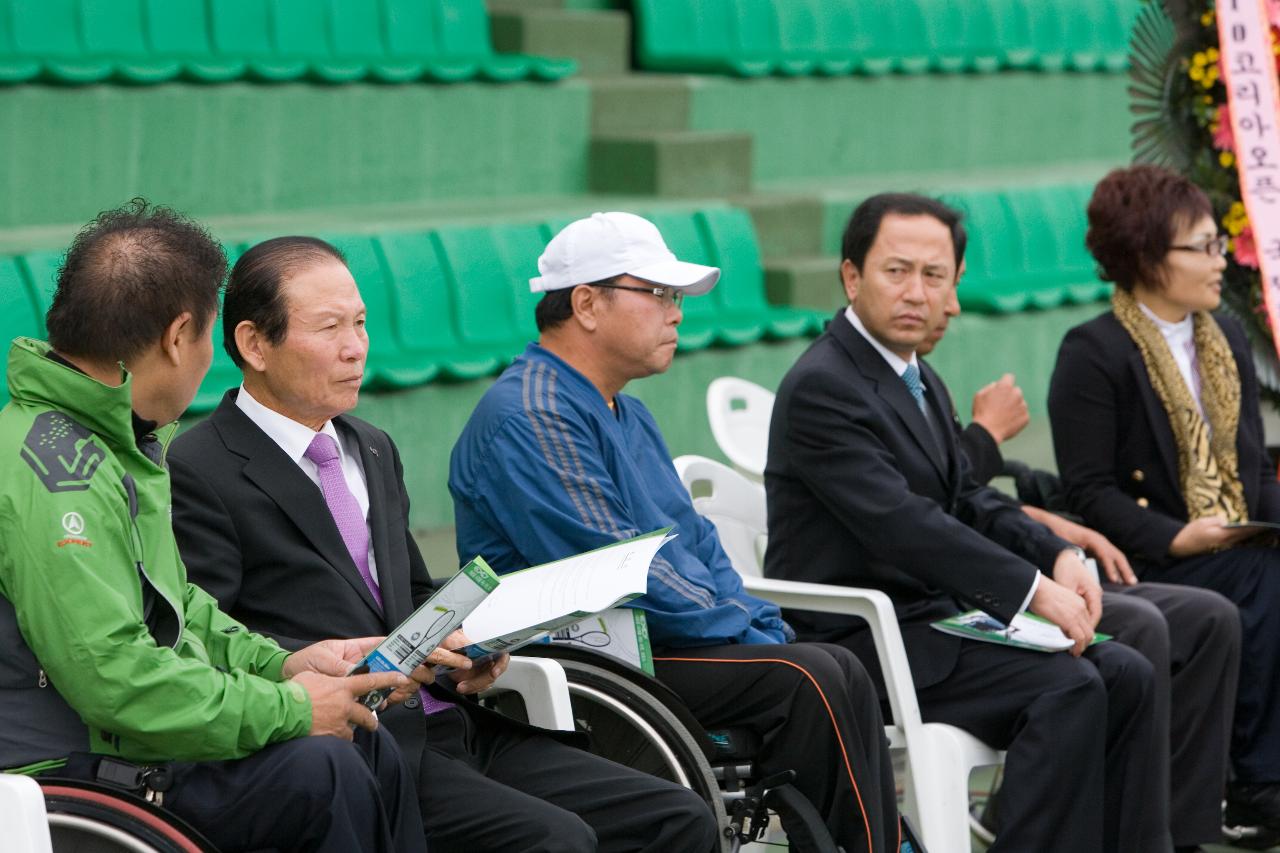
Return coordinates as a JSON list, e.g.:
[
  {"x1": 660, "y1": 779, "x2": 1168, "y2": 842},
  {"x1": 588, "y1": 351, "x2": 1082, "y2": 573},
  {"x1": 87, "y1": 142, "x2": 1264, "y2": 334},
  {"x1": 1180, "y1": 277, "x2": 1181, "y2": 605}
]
[{"x1": 368, "y1": 445, "x2": 380, "y2": 457}]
